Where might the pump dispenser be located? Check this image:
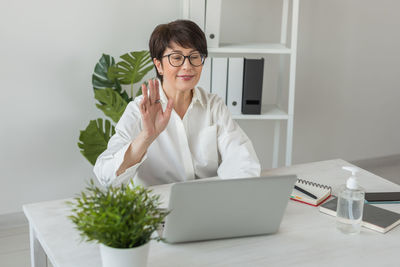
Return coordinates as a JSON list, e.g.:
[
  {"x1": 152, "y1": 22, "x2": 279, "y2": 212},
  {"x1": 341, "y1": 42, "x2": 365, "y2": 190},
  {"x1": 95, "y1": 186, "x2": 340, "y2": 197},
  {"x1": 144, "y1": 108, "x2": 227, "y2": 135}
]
[
  {"x1": 343, "y1": 166, "x2": 360, "y2": 190},
  {"x1": 336, "y1": 166, "x2": 365, "y2": 234}
]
